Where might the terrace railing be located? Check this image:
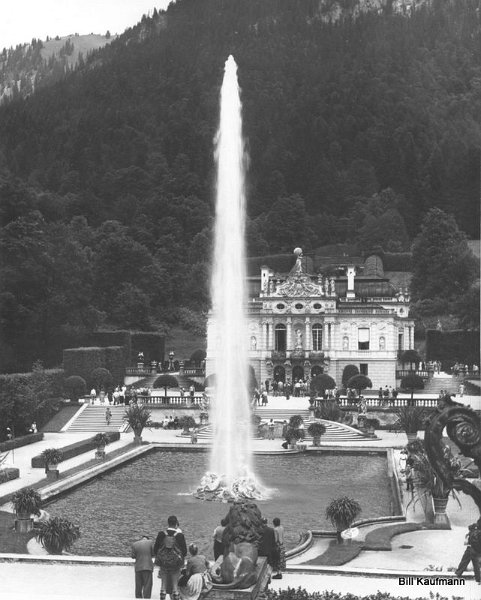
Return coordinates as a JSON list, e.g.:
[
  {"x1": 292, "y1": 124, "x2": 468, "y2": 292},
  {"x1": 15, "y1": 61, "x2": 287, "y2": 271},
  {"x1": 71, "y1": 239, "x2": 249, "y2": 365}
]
[
  {"x1": 396, "y1": 369, "x2": 429, "y2": 379},
  {"x1": 332, "y1": 396, "x2": 439, "y2": 409},
  {"x1": 136, "y1": 394, "x2": 210, "y2": 408}
]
